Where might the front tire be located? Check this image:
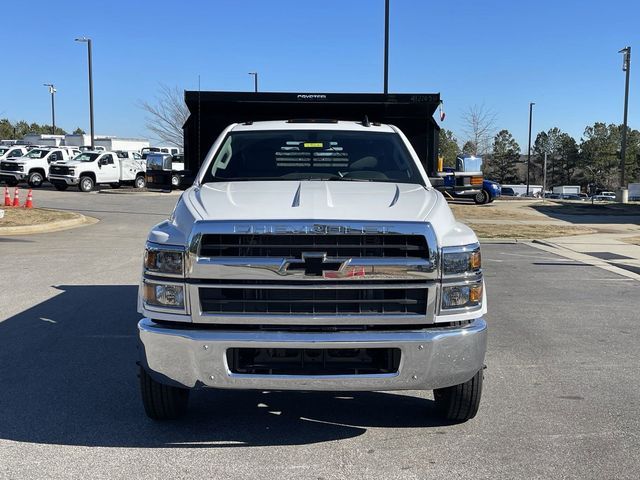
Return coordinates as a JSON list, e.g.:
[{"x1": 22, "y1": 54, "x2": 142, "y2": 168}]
[
  {"x1": 28, "y1": 171, "x2": 44, "y2": 188},
  {"x1": 139, "y1": 366, "x2": 189, "y2": 420},
  {"x1": 134, "y1": 175, "x2": 146, "y2": 189},
  {"x1": 79, "y1": 176, "x2": 94, "y2": 192},
  {"x1": 433, "y1": 369, "x2": 483, "y2": 422},
  {"x1": 171, "y1": 174, "x2": 180, "y2": 188},
  {"x1": 473, "y1": 190, "x2": 490, "y2": 205}
]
